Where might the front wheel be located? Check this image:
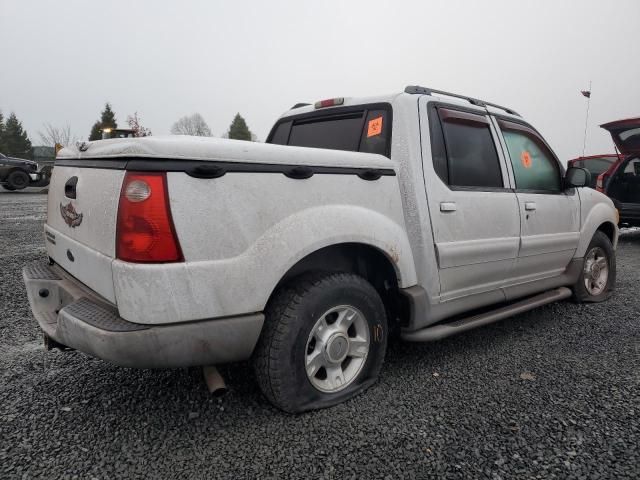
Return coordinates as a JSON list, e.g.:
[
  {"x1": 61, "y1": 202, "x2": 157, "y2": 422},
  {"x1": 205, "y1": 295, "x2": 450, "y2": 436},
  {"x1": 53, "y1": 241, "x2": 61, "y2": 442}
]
[
  {"x1": 572, "y1": 231, "x2": 616, "y2": 302},
  {"x1": 252, "y1": 272, "x2": 388, "y2": 413},
  {"x1": 6, "y1": 170, "x2": 30, "y2": 190}
]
